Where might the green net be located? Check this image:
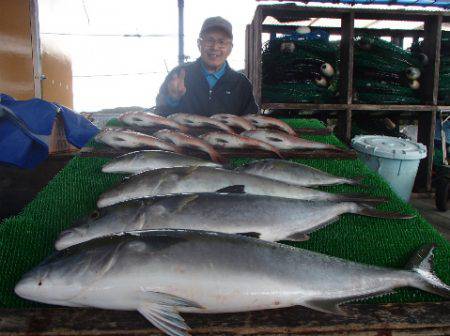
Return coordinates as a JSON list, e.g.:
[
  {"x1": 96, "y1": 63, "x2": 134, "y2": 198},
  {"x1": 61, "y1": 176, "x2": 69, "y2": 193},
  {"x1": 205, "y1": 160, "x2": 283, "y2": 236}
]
[
  {"x1": 354, "y1": 35, "x2": 423, "y2": 104},
  {"x1": 262, "y1": 35, "x2": 339, "y2": 103},
  {"x1": 1, "y1": 119, "x2": 449, "y2": 309}
]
